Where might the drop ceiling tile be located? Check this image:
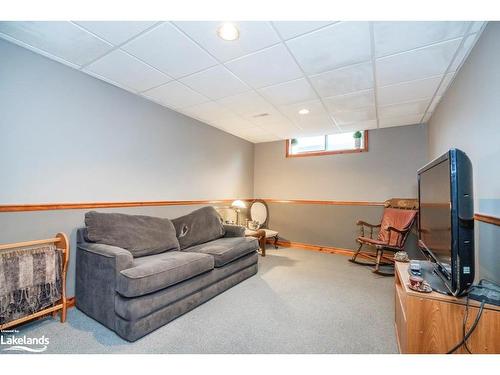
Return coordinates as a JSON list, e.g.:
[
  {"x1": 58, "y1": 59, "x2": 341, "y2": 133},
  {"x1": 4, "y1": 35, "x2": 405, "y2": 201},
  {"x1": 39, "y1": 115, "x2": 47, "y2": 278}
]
[
  {"x1": 174, "y1": 21, "x2": 280, "y2": 62},
  {"x1": 309, "y1": 62, "x2": 373, "y2": 97},
  {"x1": 0, "y1": 21, "x2": 112, "y2": 66},
  {"x1": 226, "y1": 44, "x2": 303, "y2": 88},
  {"x1": 332, "y1": 106, "x2": 376, "y2": 125},
  {"x1": 258, "y1": 78, "x2": 318, "y2": 106},
  {"x1": 323, "y1": 89, "x2": 375, "y2": 113},
  {"x1": 217, "y1": 91, "x2": 276, "y2": 118},
  {"x1": 83, "y1": 70, "x2": 136, "y2": 94},
  {"x1": 221, "y1": 115, "x2": 255, "y2": 130},
  {"x1": 374, "y1": 21, "x2": 471, "y2": 57},
  {"x1": 263, "y1": 121, "x2": 302, "y2": 138},
  {"x1": 377, "y1": 75, "x2": 442, "y2": 106},
  {"x1": 122, "y1": 22, "x2": 217, "y2": 78},
  {"x1": 181, "y1": 101, "x2": 237, "y2": 124},
  {"x1": 278, "y1": 100, "x2": 328, "y2": 119},
  {"x1": 298, "y1": 128, "x2": 339, "y2": 137},
  {"x1": 73, "y1": 21, "x2": 157, "y2": 45},
  {"x1": 248, "y1": 109, "x2": 292, "y2": 127},
  {"x1": 214, "y1": 115, "x2": 255, "y2": 131},
  {"x1": 286, "y1": 22, "x2": 371, "y2": 75},
  {"x1": 378, "y1": 98, "x2": 431, "y2": 119},
  {"x1": 272, "y1": 21, "x2": 334, "y2": 40},
  {"x1": 84, "y1": 50, "x2": 171, "y2": 92},
  {"x1": 376, "y1": 38, "x2": 461, "y2": 86},
  {"x1": 278, "y1": 100, "x2": 334, "y2": 131},
  {"x1": 436, "y1": 72, "x2": 455, "y2": 97},
  {"x1": 250, "y1": 134, "x2": 282, "y2": 143},
  {"x1": 379, "y1": 114, "x2": 423, "y2": 128},
  {"x1": 142, "y1": 81, "x2": 208, "y2": 109},
  {"x1": 228, "y1": 126, "x2": 275, "y2": 138},
  {"x1": 180, "y1": 65, "x2": 250, "y2": 100},
  {"x1": 296, "y1": 116, "x2": 334, "y2": 130},
  {"x1": 449, "y1": 33, "x2": 477, "y2": 72},
  {"x1": 338, "y1": 120, "x2": 377, "y2": 132}
]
